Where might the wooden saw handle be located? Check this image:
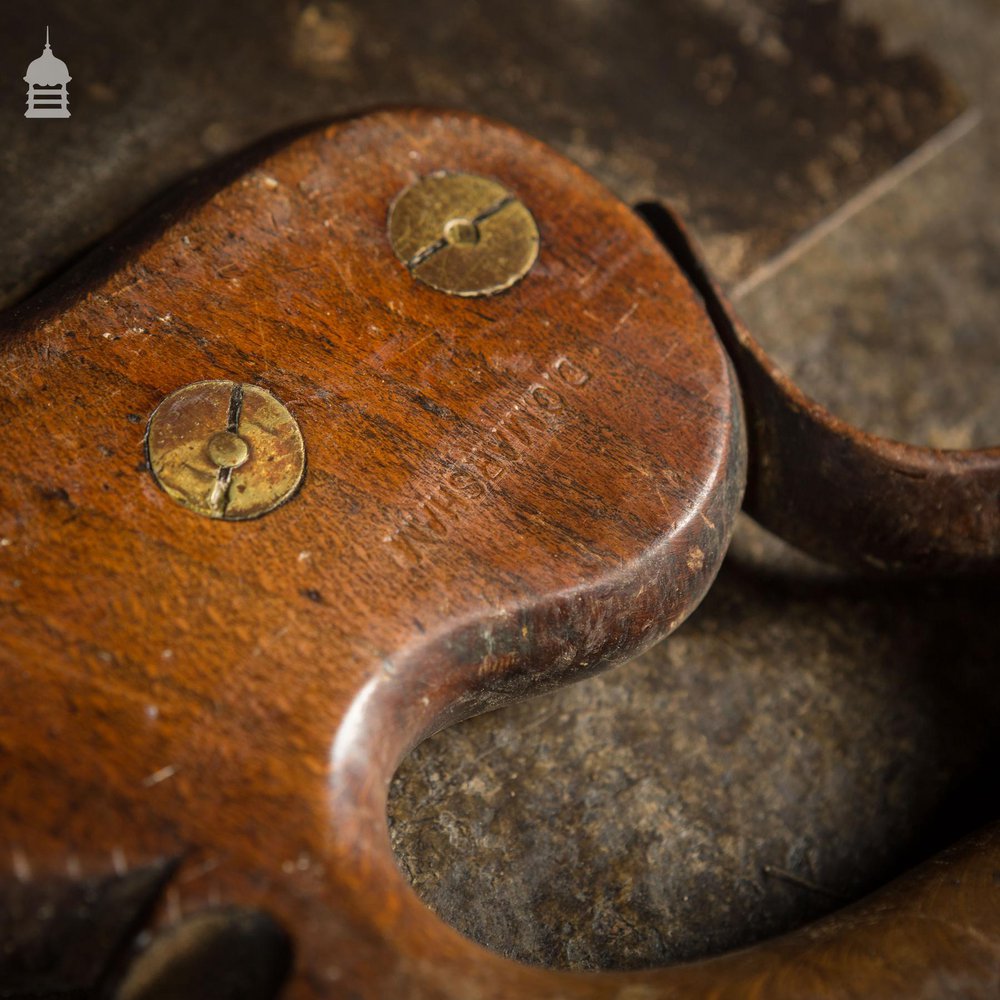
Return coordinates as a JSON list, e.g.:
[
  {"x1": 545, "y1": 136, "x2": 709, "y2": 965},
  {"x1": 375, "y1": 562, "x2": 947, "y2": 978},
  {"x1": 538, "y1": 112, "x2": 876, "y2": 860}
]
[
  {"x1": 633, "y1": 204, "x2": 1000, "y2": 576},
  {"x1": 0, "y1": 109, "x2": 997, "y2": 998}
]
